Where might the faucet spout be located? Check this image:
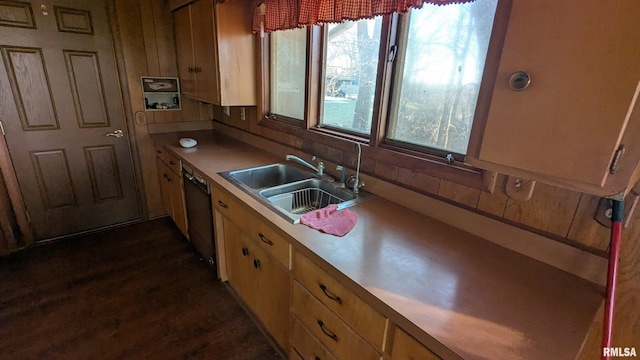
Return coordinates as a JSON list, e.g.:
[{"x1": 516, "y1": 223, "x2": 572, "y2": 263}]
[{"x1": 285, "y1": 154, "x2": 318, "y2": 173}]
